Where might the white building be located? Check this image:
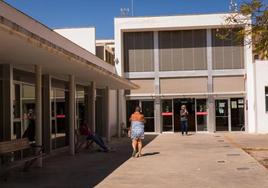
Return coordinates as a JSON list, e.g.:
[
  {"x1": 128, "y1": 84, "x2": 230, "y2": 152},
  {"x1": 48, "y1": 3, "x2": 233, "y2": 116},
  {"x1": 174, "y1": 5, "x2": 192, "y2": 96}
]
[{"x1": 114, "y1": 13, "x2": 268, "y2": 134}]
